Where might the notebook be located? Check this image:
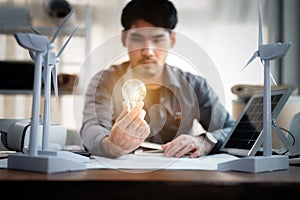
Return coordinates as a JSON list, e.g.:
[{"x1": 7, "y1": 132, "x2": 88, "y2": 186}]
[{"x1": 134, "y1": 141, "x2": 164, "y2": 156}]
